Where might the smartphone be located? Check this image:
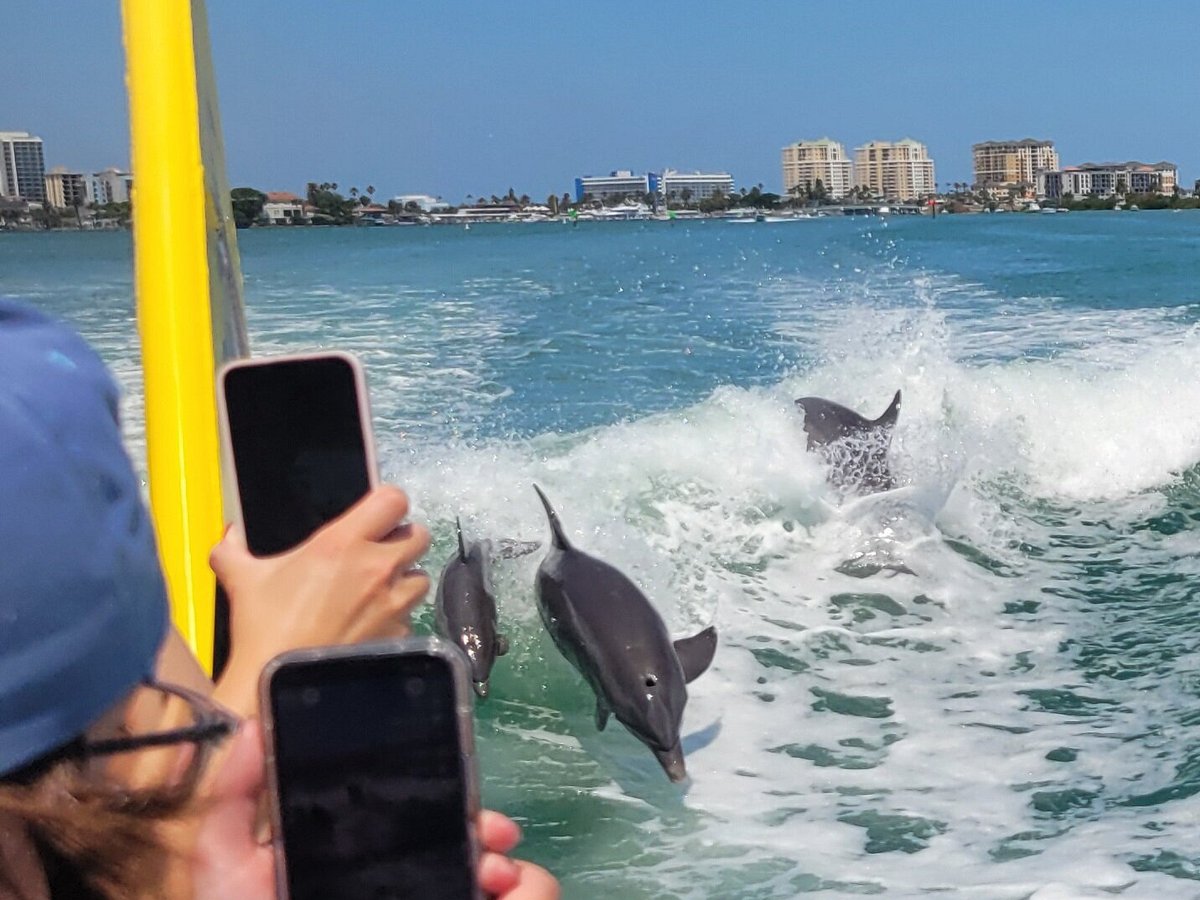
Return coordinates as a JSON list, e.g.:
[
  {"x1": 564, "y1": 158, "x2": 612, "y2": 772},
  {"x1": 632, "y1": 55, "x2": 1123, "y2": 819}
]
[
  {"x1": 261, "y1": 638, "x2": 483, "y2": 900},
  {"x1": 218, "y1": 351, "x2": 378, "y2": 558},
  {"x1": 214, "y1": 352, "x2": 378, "y2": 676}
]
